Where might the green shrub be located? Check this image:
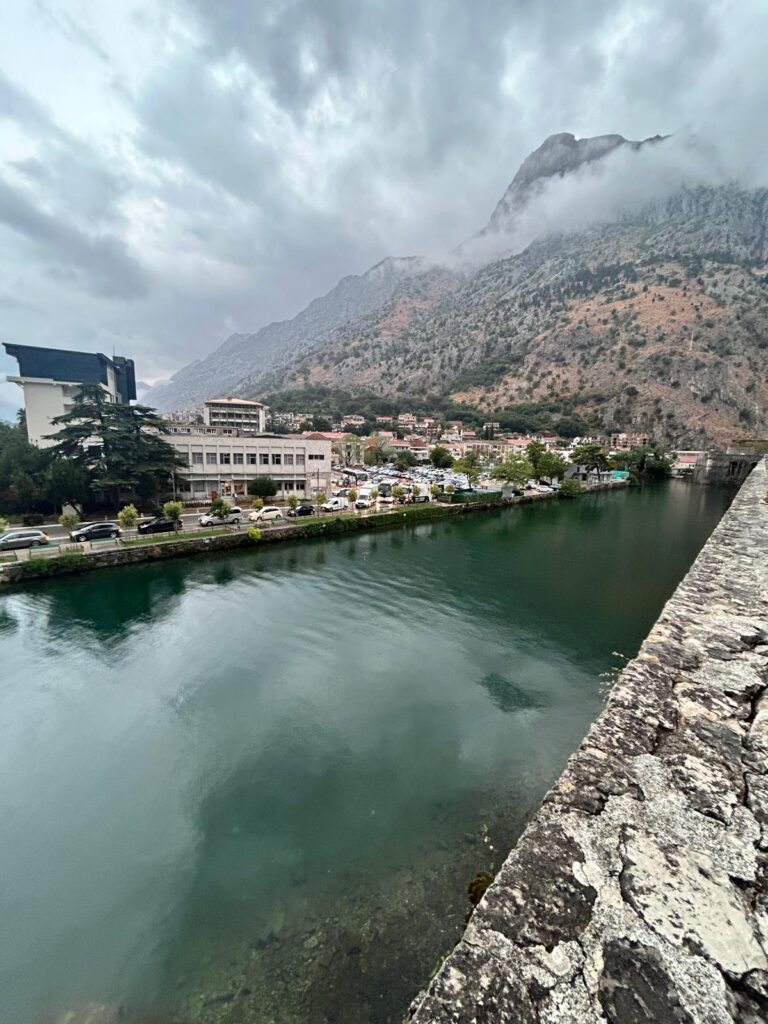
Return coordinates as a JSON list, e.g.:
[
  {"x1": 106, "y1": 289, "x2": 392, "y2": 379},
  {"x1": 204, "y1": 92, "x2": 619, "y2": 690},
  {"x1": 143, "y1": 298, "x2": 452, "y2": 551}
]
[
  {"x1": 13, "y1": 552, "x2": 87, "y2": 579},
  {"x1": 559, "y1": 479, "x2": 583, "y2": 499},
  {"x1": 247, "y1": 527, "x2": 262, "y2": 543}
]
